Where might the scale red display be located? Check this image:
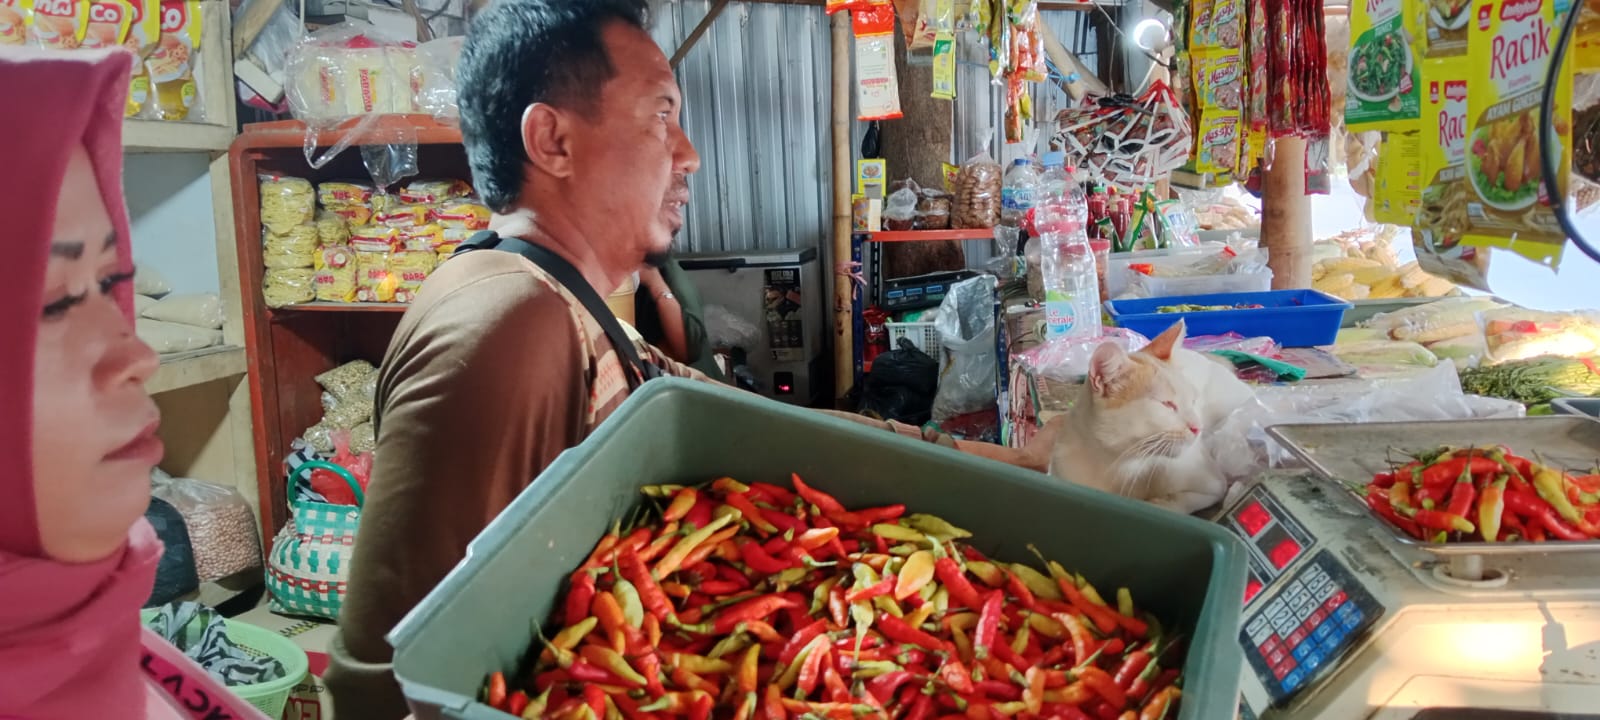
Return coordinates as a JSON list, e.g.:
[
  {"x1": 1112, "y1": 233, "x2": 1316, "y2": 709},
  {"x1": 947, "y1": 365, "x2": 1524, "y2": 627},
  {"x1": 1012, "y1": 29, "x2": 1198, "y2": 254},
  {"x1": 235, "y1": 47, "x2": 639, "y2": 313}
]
[{"x1": 1231, "y1": 499, "x2": 1309, "y2": 570}]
